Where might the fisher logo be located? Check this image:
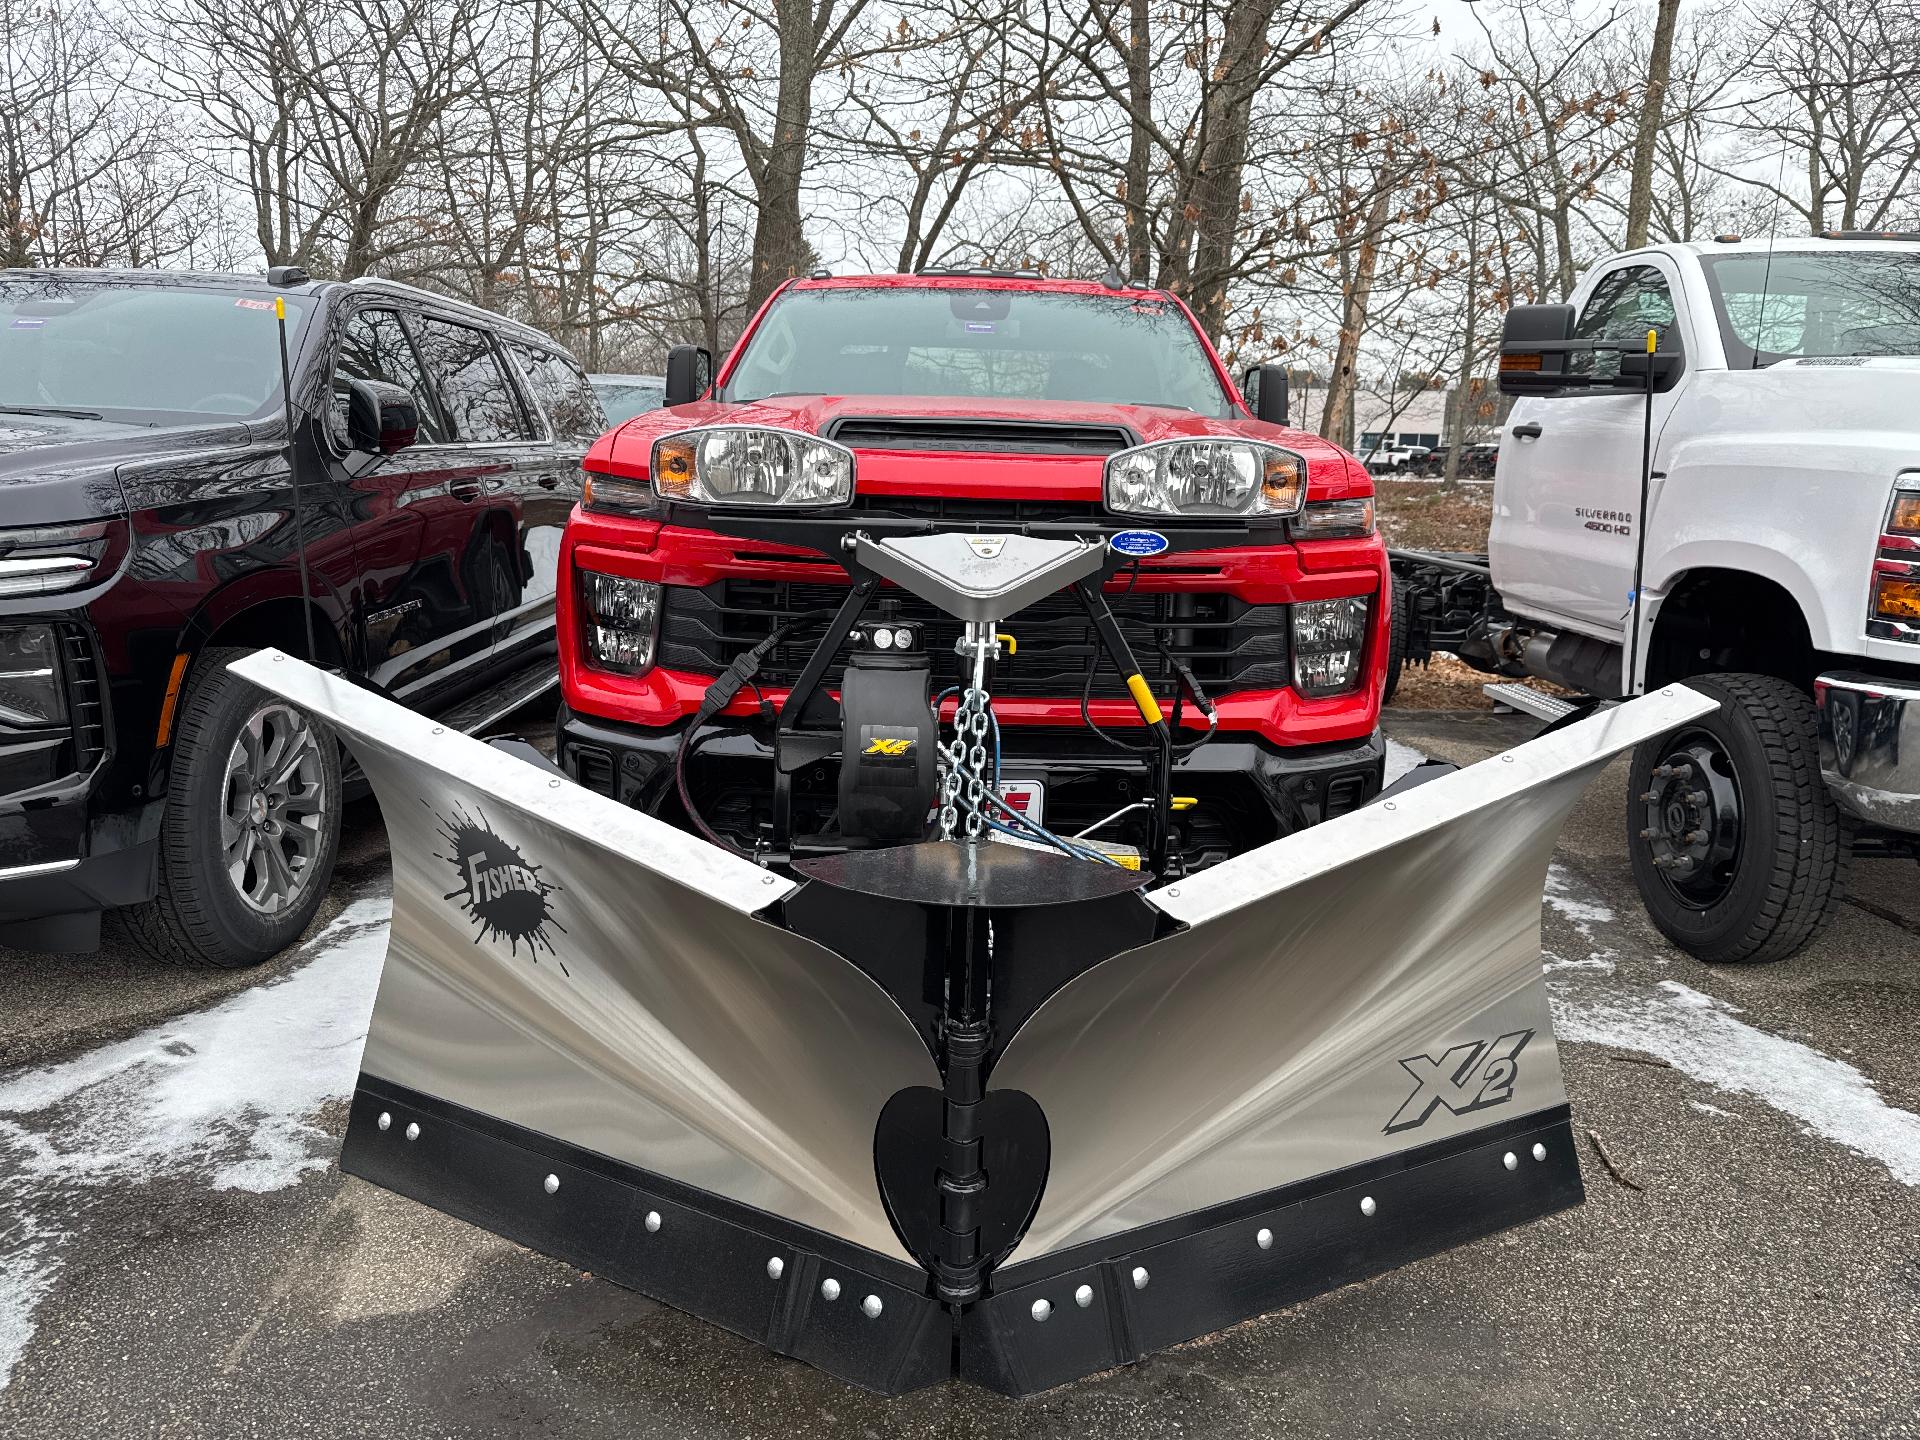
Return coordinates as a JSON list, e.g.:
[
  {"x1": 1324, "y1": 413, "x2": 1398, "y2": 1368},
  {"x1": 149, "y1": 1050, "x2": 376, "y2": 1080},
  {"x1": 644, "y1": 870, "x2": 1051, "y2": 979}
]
[
  {"x1": 433, "y1": 804, "x2": 568, "y2": 970},
  {"x1": 1383, "y1": 1029, "x2": 1533, "y2": 1134},
  {"x1": 964, "y1": 535, "x2": 1006, "y2": 559}
]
